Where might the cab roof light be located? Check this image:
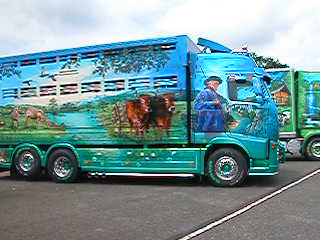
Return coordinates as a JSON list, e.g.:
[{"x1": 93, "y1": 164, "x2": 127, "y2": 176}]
[{"x1": 232, "y1": 43, "x2": 249, "y2": 55}]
